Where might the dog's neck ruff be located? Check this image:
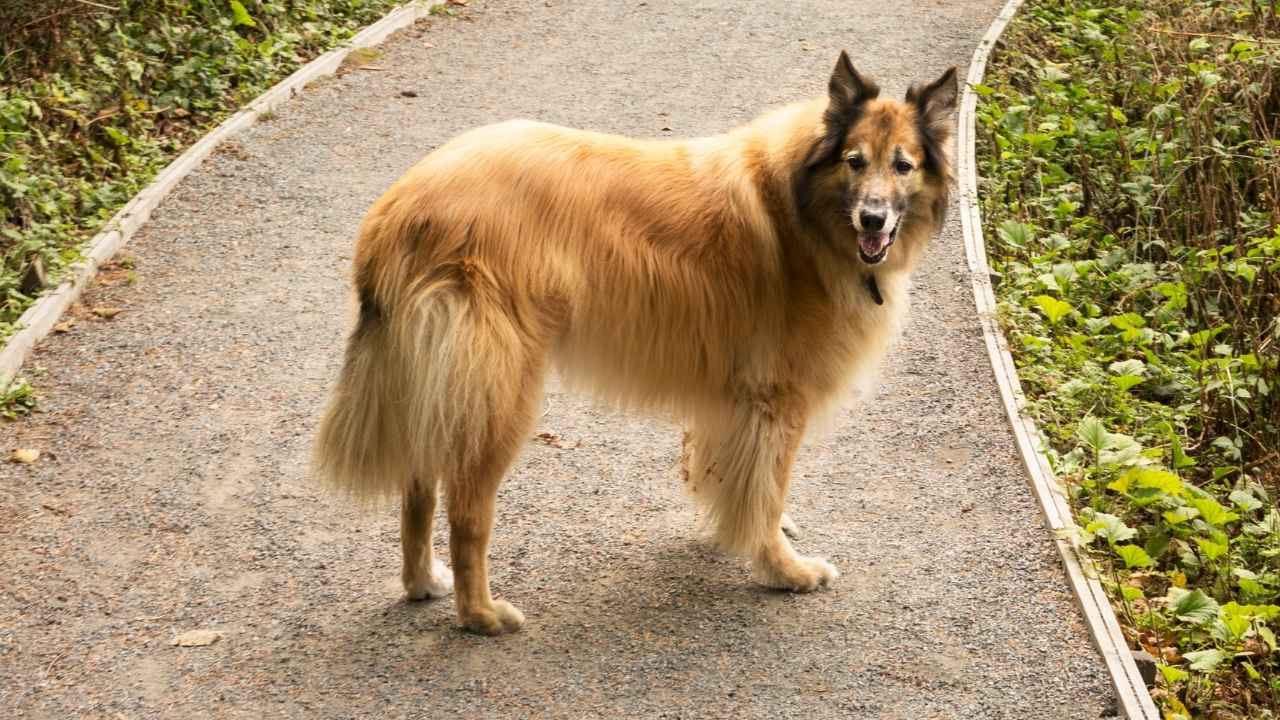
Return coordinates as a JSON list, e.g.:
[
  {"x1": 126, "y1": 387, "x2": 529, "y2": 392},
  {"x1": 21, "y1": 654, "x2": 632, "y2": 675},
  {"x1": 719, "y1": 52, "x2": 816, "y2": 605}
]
[{"x1": 864, "y1": 273, "x2": 883, "y2": 305}]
